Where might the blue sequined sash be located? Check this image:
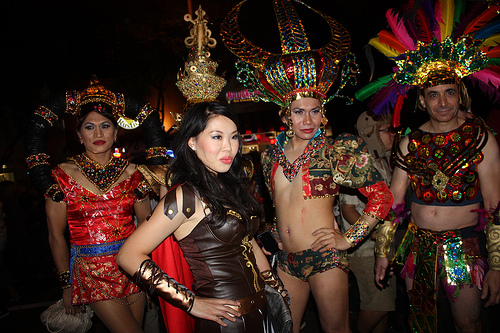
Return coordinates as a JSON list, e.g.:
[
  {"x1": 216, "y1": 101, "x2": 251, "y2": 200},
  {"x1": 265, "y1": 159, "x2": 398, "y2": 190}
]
[{"x1": 69, "y1": 239, "x2": 125, "y2": 283}]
